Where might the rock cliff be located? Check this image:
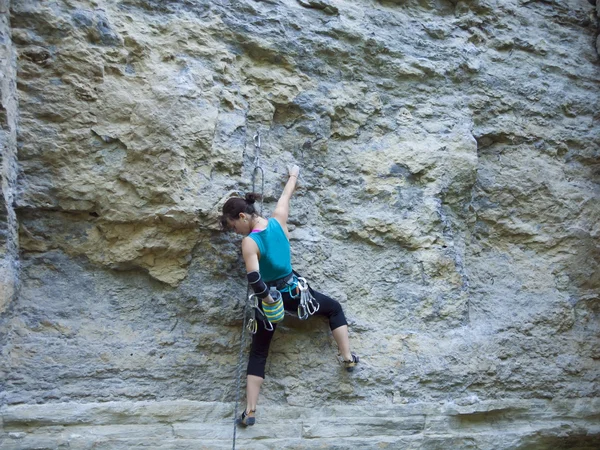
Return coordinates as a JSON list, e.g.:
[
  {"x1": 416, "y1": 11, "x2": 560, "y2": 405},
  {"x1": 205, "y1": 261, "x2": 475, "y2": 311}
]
[{"x1": 1, "y1": 0, "x2": 599, "y2": 448}]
